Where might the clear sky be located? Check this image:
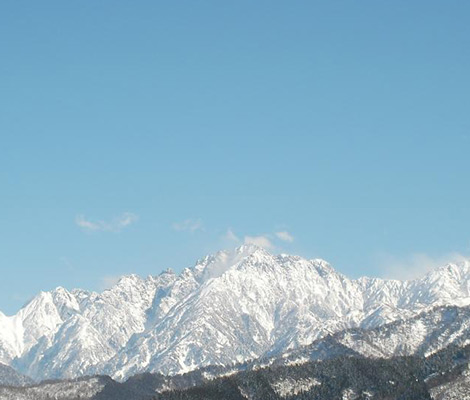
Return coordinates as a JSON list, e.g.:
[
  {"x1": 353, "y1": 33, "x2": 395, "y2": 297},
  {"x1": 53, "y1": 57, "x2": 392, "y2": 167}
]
[{"x1": 1, "y1": 1, "x2": 470, "y2": 314}]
